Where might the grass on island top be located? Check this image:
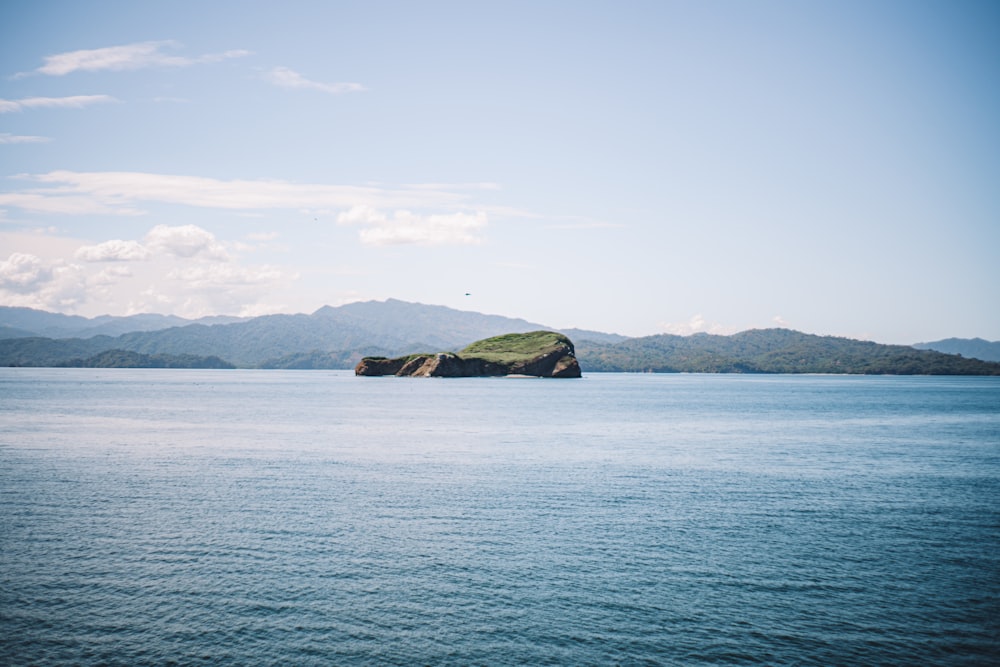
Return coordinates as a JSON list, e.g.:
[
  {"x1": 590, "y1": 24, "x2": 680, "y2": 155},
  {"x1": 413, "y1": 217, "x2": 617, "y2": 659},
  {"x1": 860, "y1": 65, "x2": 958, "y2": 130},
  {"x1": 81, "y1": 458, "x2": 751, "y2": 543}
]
[
  {"x1": 459, "y1": 331, "x2": 572, "y2": 364},
  {"x1": 362, "y1": 331, "x2": 572, "y2": 365}
]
